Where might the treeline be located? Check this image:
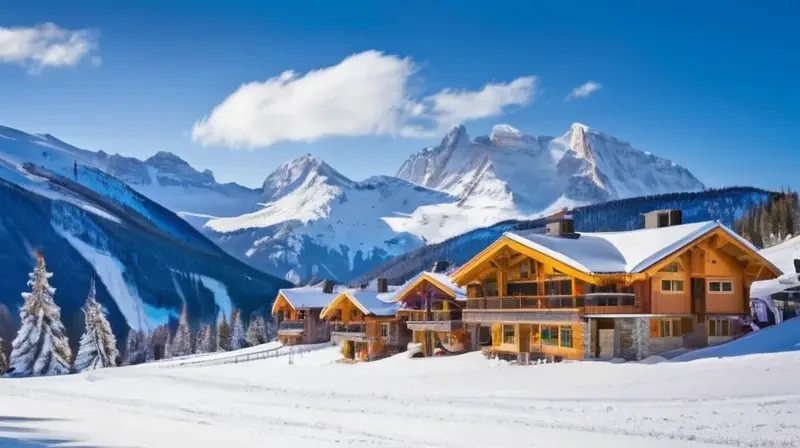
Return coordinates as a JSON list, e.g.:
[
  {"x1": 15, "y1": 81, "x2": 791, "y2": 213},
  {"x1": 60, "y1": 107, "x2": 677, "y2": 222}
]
[
  {"x1": 0, "y1": 252, "x2": 275, "y2": 377},
  {"x1": 352, "y1": 186, "x2": 773, "y2": 285},
  {"x1": 734, "y1": 190, "x2": 799, "y2": 248}
]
